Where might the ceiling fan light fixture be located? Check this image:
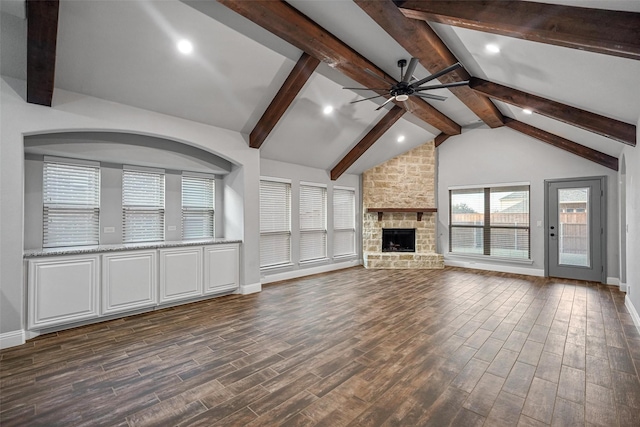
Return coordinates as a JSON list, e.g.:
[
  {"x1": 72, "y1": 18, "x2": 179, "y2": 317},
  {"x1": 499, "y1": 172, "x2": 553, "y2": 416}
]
[{"x1": 395, "y1": 94, "x2": 409, "y2": 102}]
